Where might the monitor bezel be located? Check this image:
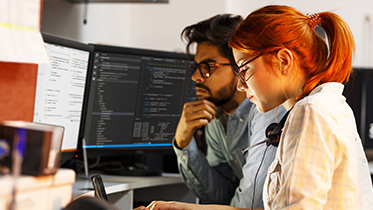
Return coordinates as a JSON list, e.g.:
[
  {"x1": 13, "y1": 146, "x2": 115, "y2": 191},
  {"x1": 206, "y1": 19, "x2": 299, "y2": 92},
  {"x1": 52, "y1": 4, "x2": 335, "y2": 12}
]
[{"x1": 39, "y1": 33, "x2": 94, "y2": 162}]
